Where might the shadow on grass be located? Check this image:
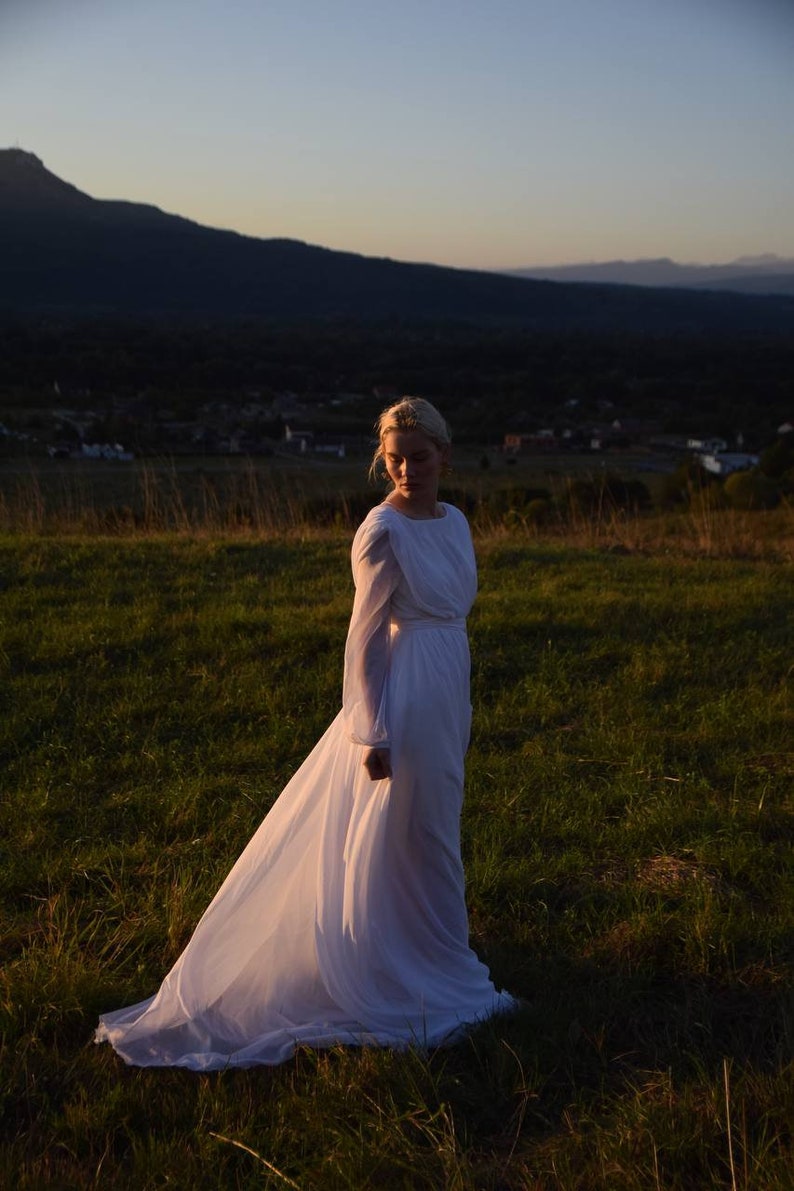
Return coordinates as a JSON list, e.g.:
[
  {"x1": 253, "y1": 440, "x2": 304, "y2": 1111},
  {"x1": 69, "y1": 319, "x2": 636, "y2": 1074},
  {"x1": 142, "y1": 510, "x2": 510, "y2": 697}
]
[
  {"x1": 2, "y1": 944, "x2": 791, "y2": 1189},
  {"x1": 423, "y1": 947, "x2": 793, "y2": 1183}
]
